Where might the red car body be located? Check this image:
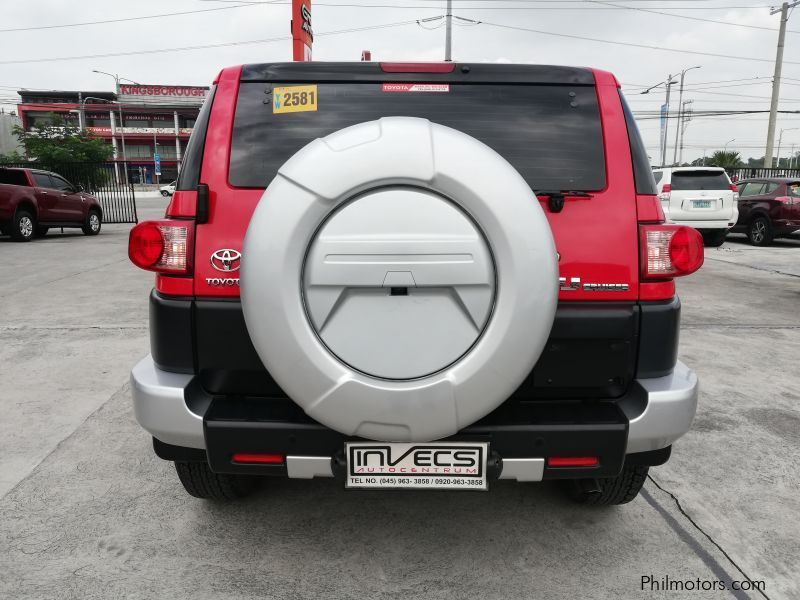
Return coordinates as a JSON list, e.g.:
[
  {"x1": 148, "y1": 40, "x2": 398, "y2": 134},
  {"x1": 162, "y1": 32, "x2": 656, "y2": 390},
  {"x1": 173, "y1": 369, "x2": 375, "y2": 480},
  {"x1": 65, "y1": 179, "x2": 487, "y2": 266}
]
[
  {"x1": 733, "y1": 177, "x2": 800, "y2": 245},
  {"x1": 0, "y1": 167, "x2": 103, "y2": 240}
]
